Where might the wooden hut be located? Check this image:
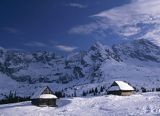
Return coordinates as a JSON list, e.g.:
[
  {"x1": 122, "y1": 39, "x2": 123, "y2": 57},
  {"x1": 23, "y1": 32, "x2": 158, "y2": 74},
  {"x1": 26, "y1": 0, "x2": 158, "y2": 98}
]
[
  {"x1": 107, "y1": 81, "x2": 134, "y2": 96},
  {"x1": 31, "y1": 86, "x2": 58, "y2": 107}
]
